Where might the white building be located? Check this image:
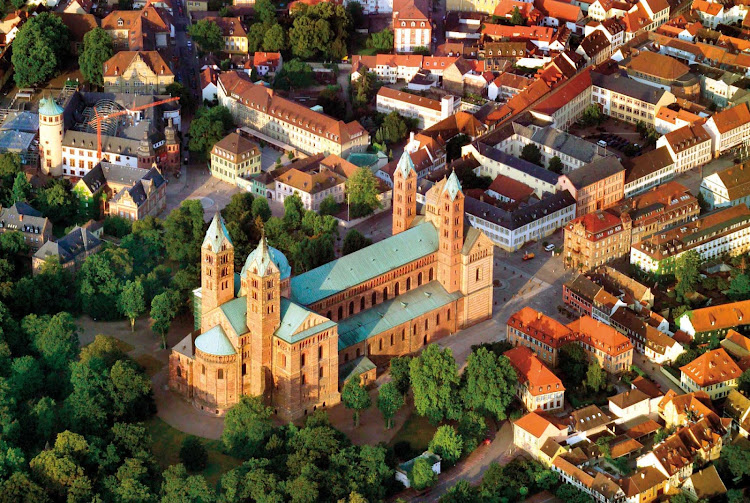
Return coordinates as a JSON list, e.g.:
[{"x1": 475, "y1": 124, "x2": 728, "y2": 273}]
[
  {"x1": 623, "y1": 146, "x2": 676, "y2": 197},
  {"x1": 680, "y1": 348, "x2": 741, "y2": 400},
  {"x1": 376, "y1": 88, "x2": 458, "y2": 129},
  {"x1": 703, "y1": 102, "x2": 750, "y2": 158},
  {"x1": 700, "y1": 164, "x2": 750, "y2": 210},
  {"x1": 394, "y1": 452, "x2": 441, "y2": 488},
  {"x1": 655, "y1": 124, "x2": 712, "y2": 173},
  {"x1": 392, "y1": 0, "x2": 432, "y2": 53}
]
